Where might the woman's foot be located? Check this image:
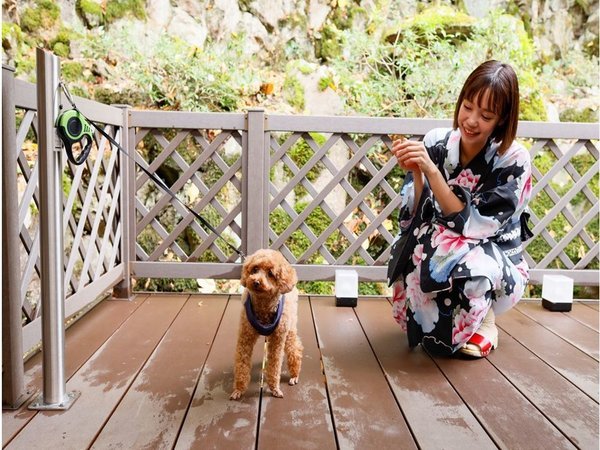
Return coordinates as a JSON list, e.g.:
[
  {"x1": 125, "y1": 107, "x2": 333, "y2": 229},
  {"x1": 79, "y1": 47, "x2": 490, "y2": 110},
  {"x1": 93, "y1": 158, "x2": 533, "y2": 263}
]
[{"x1": 459, "y1": 308, "x2": 498, "y2": 358}]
